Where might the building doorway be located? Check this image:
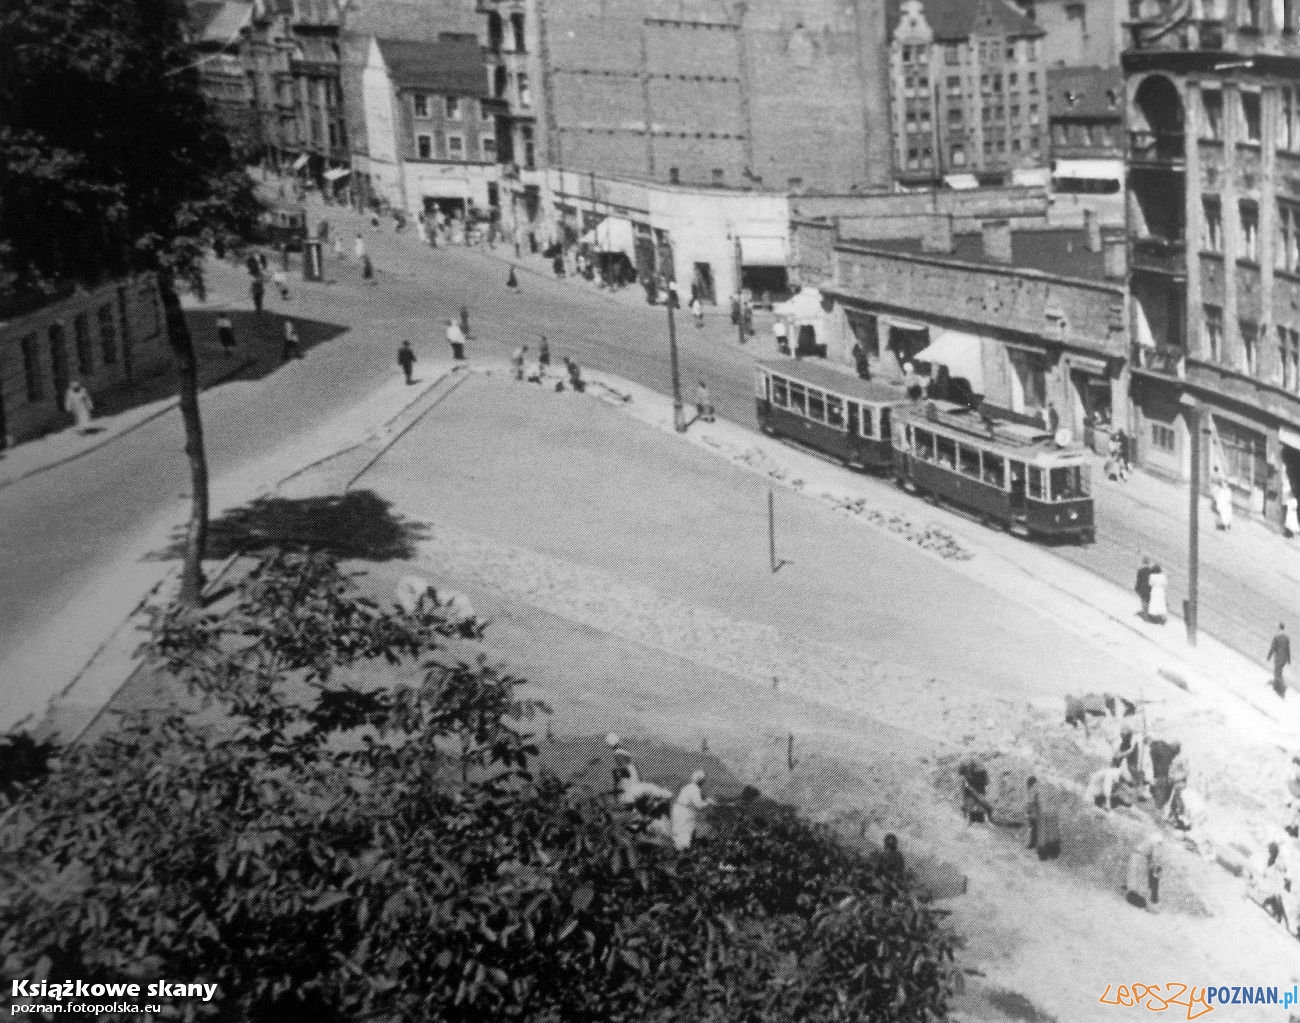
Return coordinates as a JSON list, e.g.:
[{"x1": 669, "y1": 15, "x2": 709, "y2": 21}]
[{"x1": 693, "y1": 262, "x2": 715, "y2": 304}]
